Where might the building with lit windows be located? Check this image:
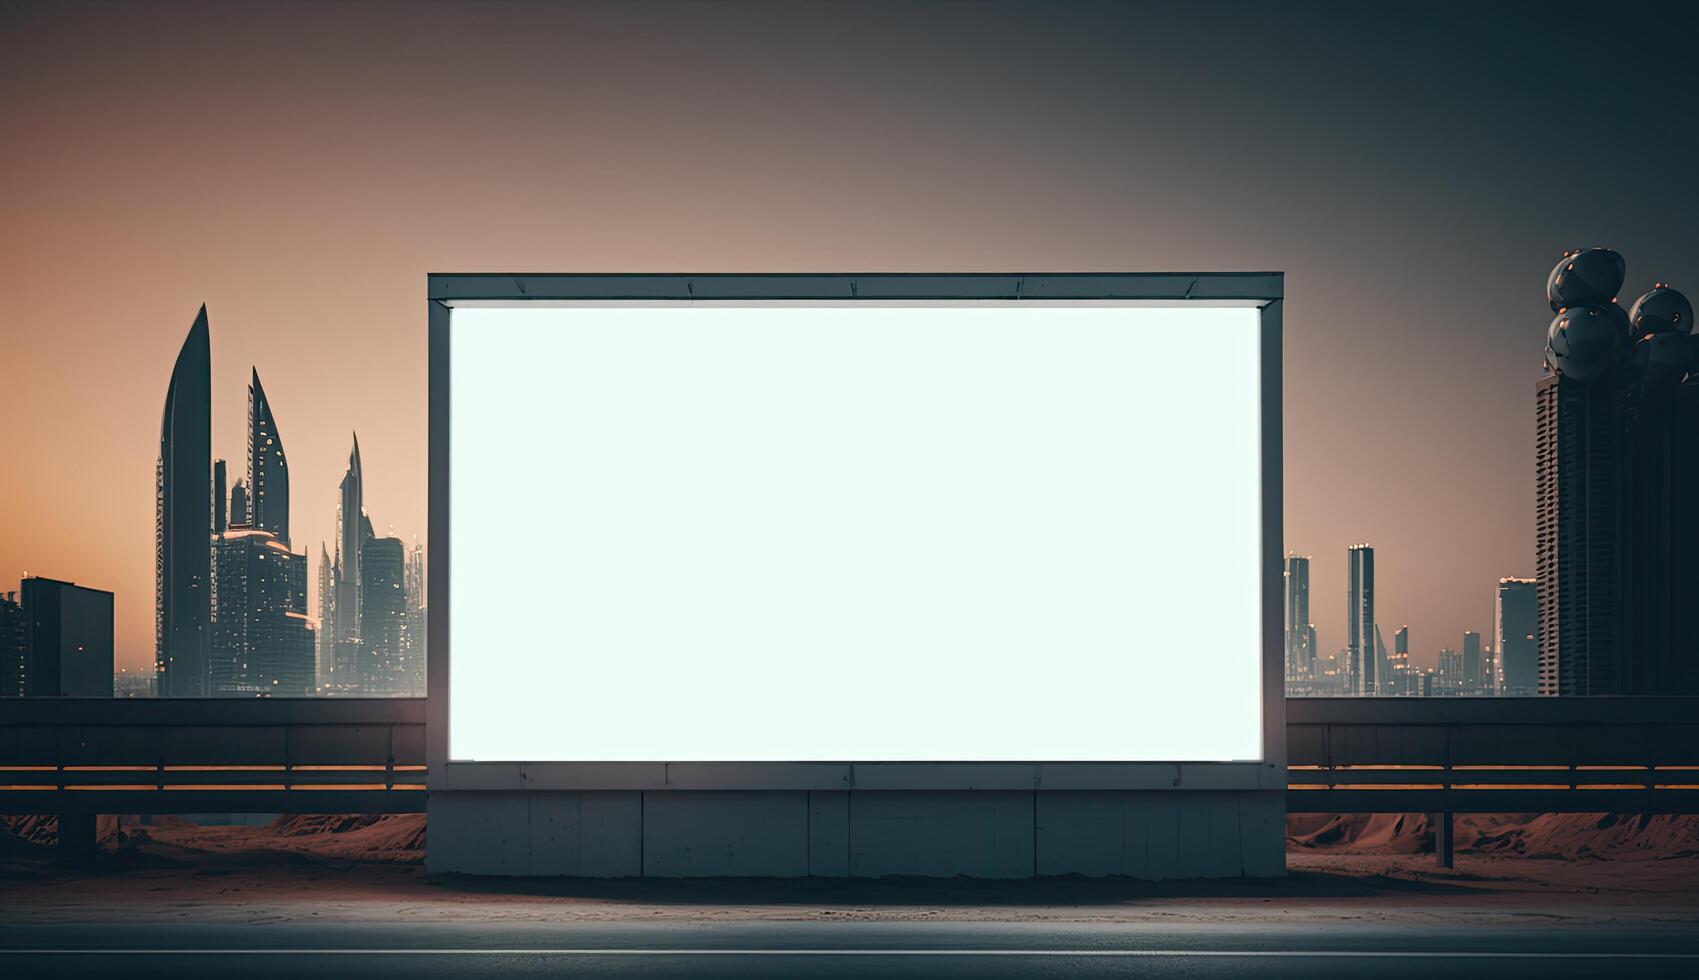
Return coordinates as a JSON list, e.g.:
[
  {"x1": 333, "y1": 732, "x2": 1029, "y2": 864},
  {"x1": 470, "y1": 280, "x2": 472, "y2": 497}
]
[
  {"x1": 359, "y1": 535, "x2": 409, "y2": 694},
  {"x1": 155, "y1": 307, "x2": 212, "y2": 697},
  {"x1": 1462, "y1": 631, "x2": 1484, "y2": 694},
  {"x1": 1, "y1": 591, "x2": 27, "y2": 697},
  {"x1": 1437, "y1": 646, "x2": 1462, "y2": 694},
  {"x1": 1497, "y1": 577, "x2": 1538, "y2": 695},
  {"x1": 1346, "y1": 544, "x2": 1375, "y2": 694},
  {"x1": 248, "y1": 370, "x2": 291, "y2": 544},
  {"x1": 316, "y1": 544, "x2": 333, "y2": 689},
  {"x1": 330, "y1": 435, "x2": 366, "y2": 691},
  {"x1": 1283, "y1": 554, "x2": 1313, "y2": 688},
  {"x1": 19, "y1": 577, "x2": 113, "y2": 697},
  {"x1": 211, "y1": 527, "x2": 315, "y2": 696},
  {"x1": 1387, "y1": 625, "x2": 1411, "y2": 696}
]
